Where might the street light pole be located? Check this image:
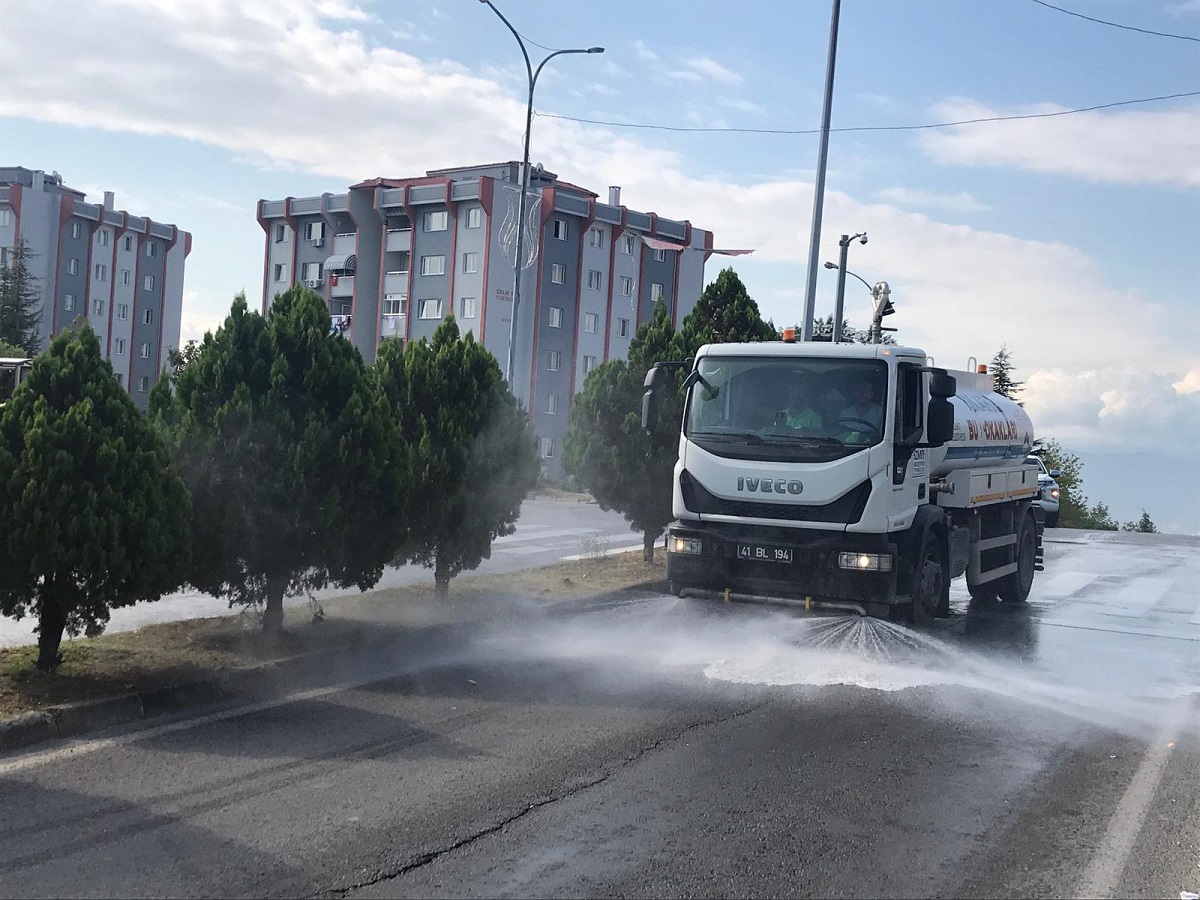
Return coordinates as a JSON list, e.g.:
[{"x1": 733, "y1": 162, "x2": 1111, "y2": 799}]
[
  {"x1": 832, "y1": 232, "x2": 866, "y2": 344},
  {"x1": 478, "y1": 0, "x2": 603, "y2": 393},
  {"x1": 800, "y1": 0, "x2": 843, "y2": 342}
]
